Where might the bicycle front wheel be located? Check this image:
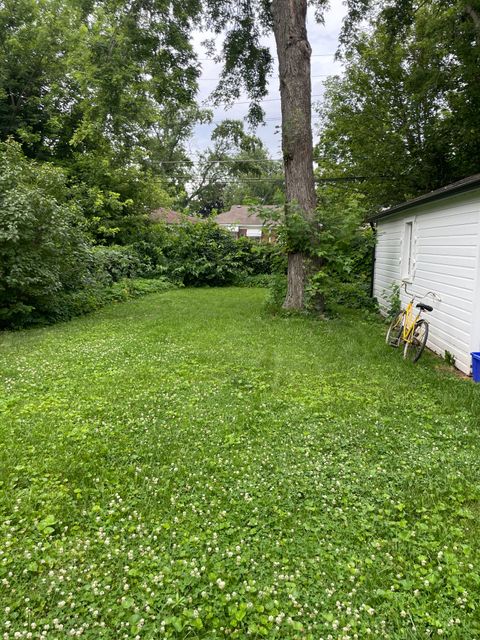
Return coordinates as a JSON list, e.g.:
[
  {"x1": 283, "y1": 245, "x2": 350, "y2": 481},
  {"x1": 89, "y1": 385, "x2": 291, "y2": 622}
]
[
  {"x1": 386, "y1": 311, "x2": 404, "y2": 347},
  {"x1": 403, "y1": 319, "x2": 429, "y2": 362}
]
